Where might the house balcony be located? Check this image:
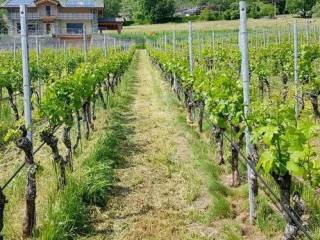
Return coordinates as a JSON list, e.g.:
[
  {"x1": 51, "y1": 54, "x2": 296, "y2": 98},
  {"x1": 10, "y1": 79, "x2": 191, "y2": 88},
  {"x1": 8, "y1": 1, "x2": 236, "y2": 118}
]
[
  {"x1": 57, "y1": 13, "x2": 96, "y2": 20},
  {"x1": 41, "y1": 15, "x2": 56, "y2": 22},
  {"x1": 8, "y1": 12, "x2": 39, "y2": 20},
  {"x1": 8, "y1": 13, "x2": 96, "y2": 21}
]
